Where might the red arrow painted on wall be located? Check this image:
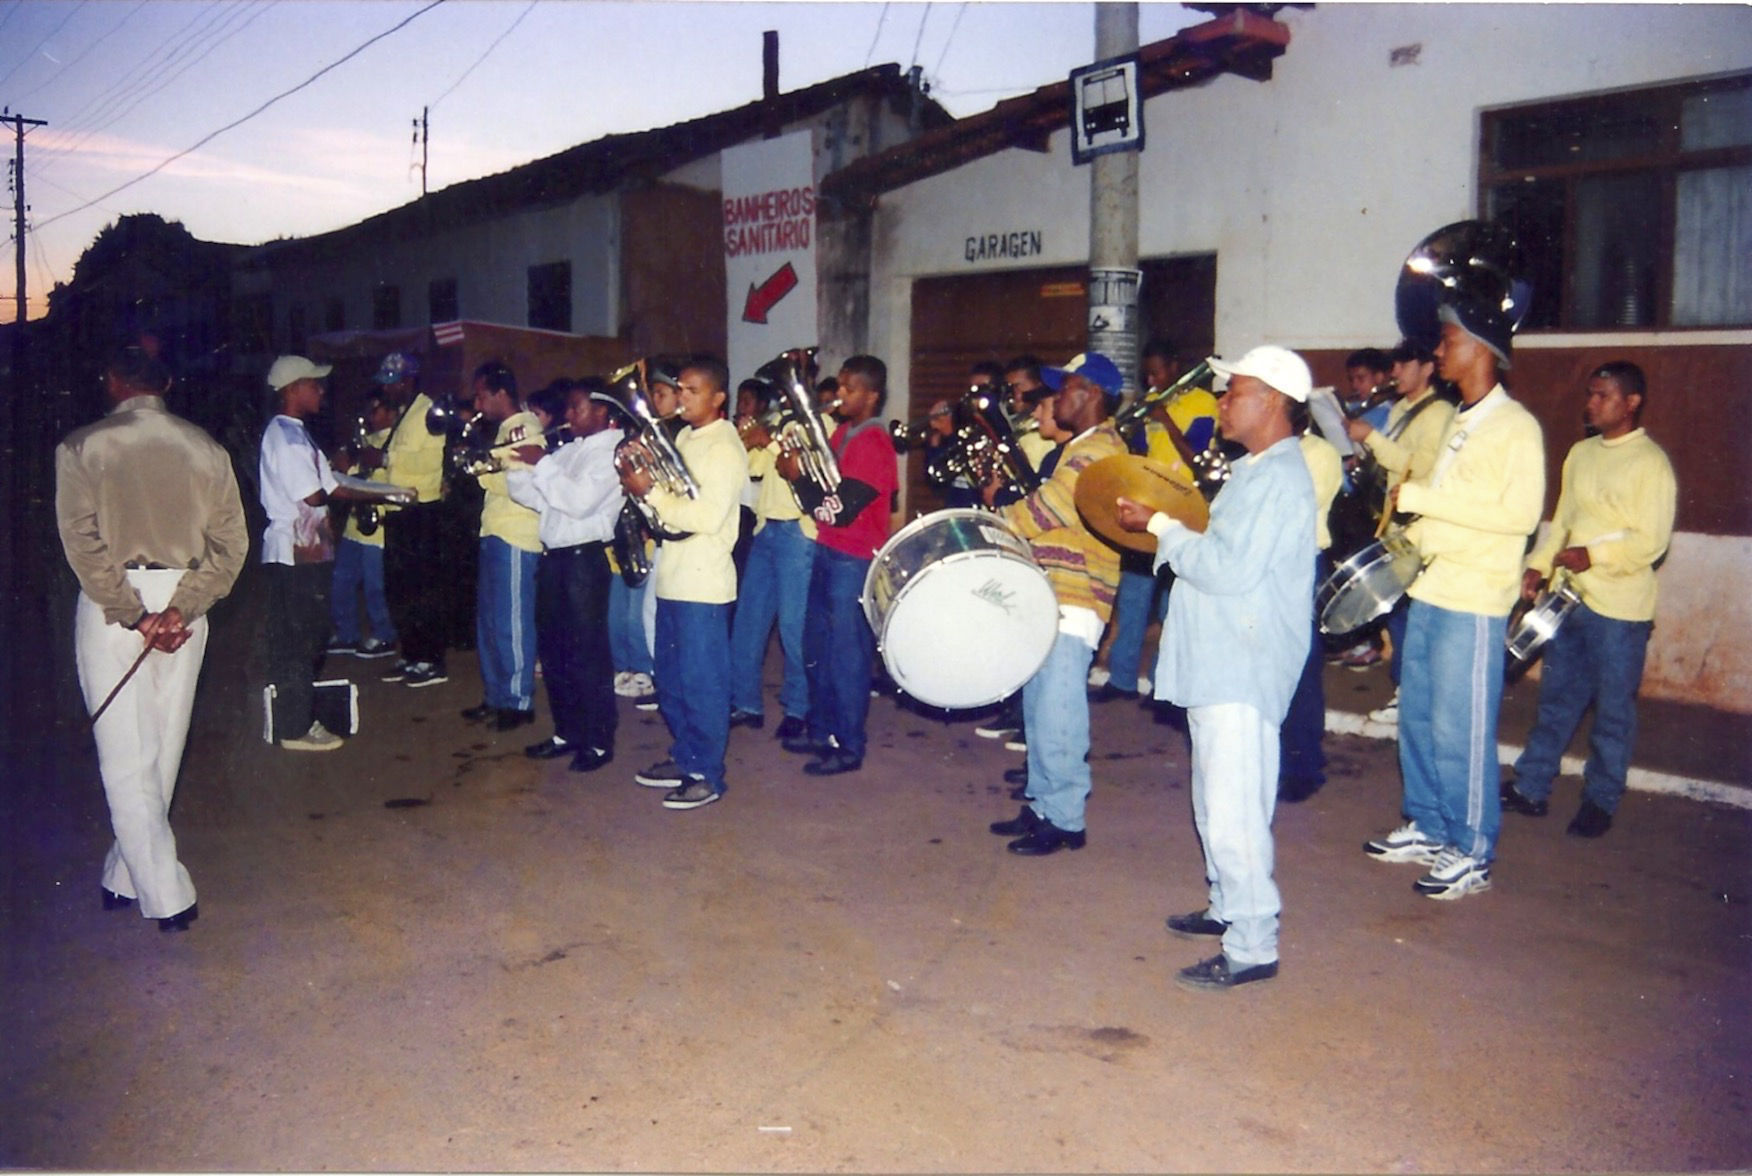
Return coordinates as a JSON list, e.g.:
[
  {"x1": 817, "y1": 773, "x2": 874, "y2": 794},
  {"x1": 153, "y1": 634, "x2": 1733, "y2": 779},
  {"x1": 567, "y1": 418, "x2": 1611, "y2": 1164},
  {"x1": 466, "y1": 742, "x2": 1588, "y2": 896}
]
[{"x1": 742, "y1": 262, "x2": 799, "y2": 324}]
